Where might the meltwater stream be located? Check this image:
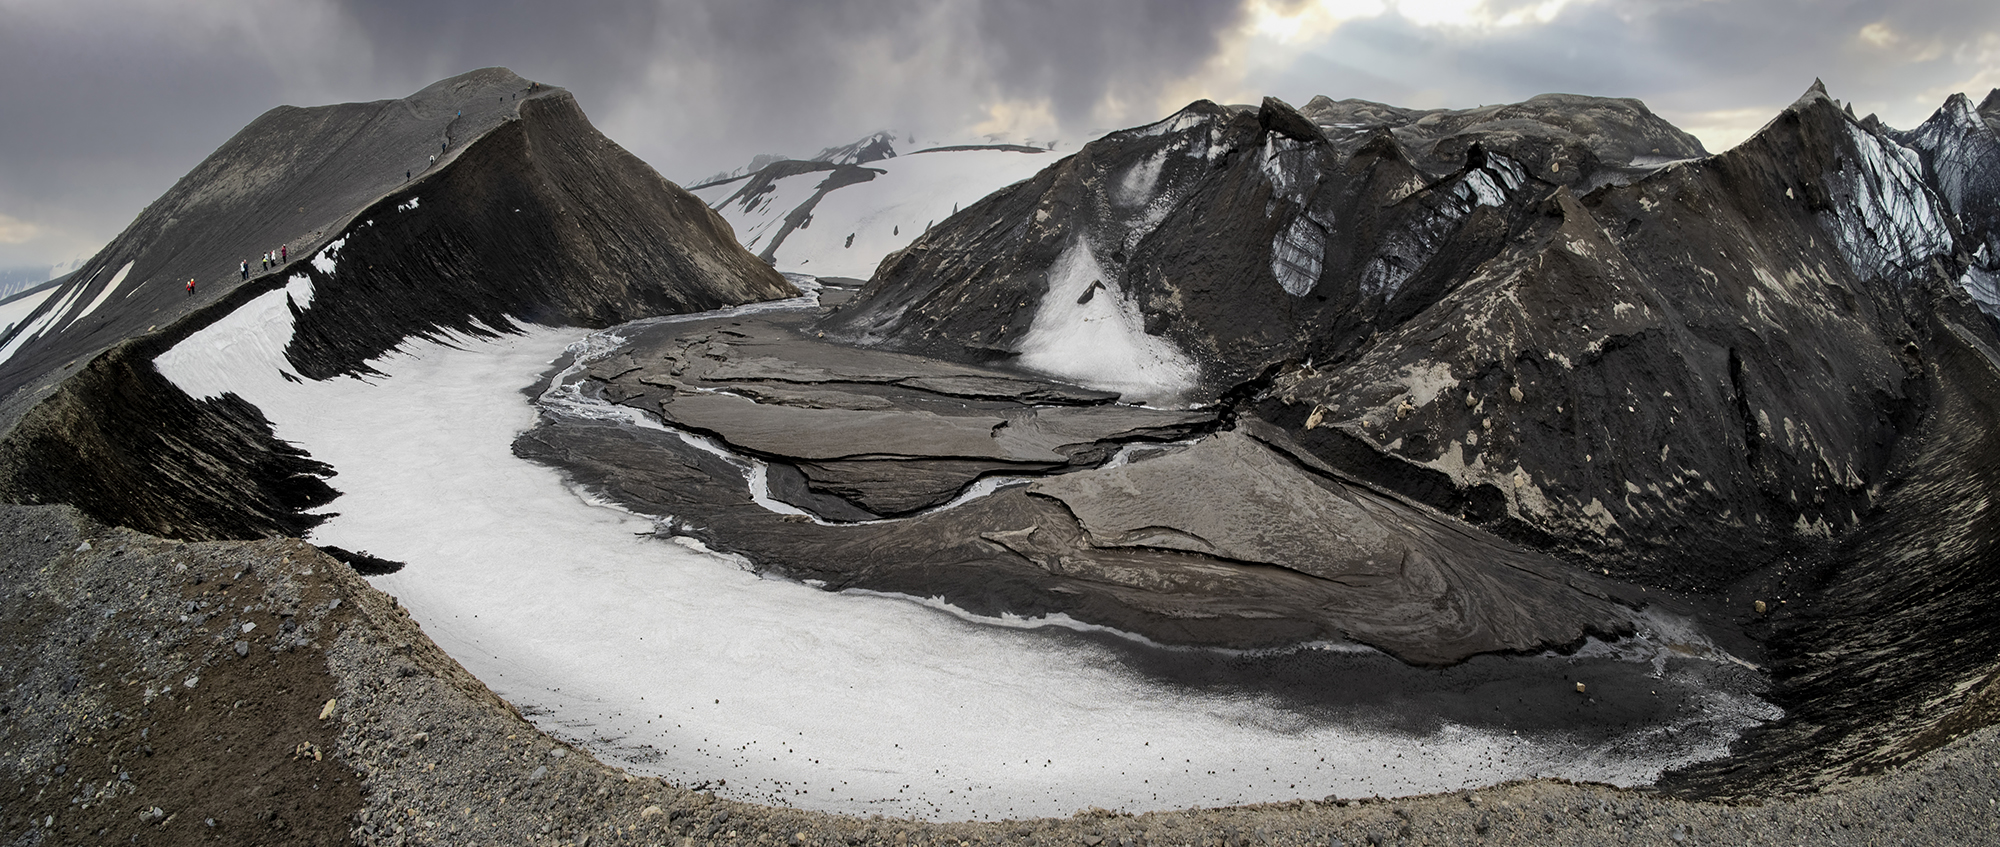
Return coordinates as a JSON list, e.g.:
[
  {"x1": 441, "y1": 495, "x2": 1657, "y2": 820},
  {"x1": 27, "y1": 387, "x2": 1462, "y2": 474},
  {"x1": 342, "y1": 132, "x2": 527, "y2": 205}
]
[{"x1": 152, "y1": 284, "x2": 1779, "y2": 820}]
